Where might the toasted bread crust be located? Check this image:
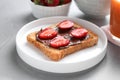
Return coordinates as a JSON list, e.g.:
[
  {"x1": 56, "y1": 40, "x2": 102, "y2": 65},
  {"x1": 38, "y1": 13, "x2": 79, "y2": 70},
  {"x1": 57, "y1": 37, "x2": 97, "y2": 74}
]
[{"x1": 27, "y1": 23, "x2": 98, "y2": 61}]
